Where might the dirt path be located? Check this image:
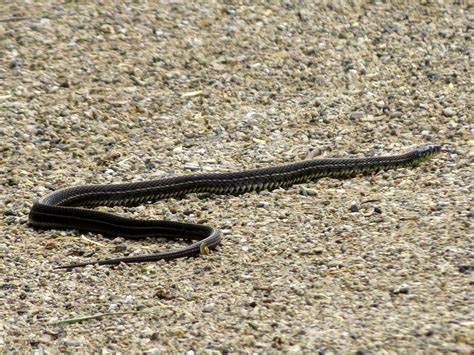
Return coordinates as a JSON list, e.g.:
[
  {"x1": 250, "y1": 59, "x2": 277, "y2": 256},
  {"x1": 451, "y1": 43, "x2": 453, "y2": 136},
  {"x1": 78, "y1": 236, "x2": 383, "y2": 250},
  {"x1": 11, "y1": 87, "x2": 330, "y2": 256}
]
[{"x1": 1, "y1": 1, "x2": 472, "y2": 352}]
